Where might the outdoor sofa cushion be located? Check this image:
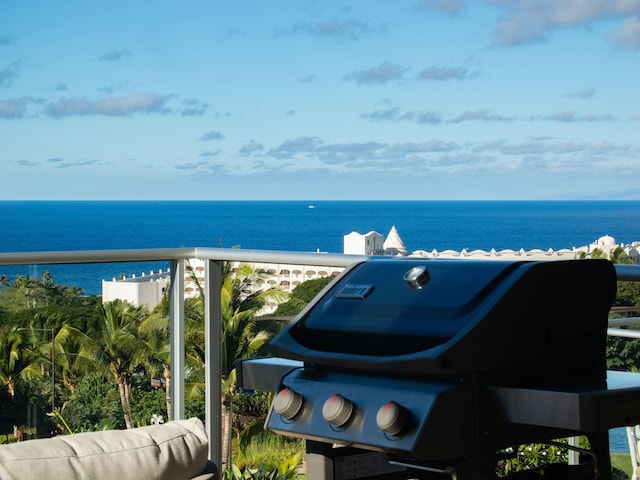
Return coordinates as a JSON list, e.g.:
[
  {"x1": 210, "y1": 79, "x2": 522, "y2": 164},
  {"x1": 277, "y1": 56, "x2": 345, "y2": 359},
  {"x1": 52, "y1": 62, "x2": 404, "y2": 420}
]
[{"x1": 0, "y1": 417, "x2": 213, "y2": 480}]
